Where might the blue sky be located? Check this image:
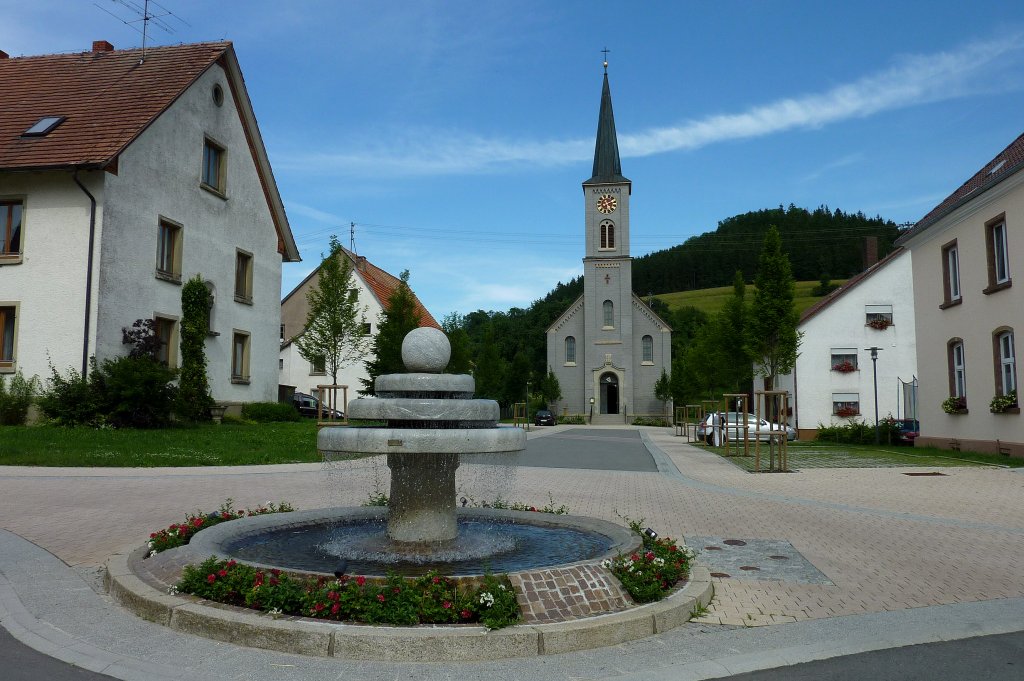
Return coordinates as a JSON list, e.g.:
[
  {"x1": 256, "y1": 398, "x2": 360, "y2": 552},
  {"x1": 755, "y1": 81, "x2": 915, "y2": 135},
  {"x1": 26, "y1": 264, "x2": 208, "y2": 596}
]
[{"x1": 6, "y1": 1, "x2": 1024, "y2": 320}]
